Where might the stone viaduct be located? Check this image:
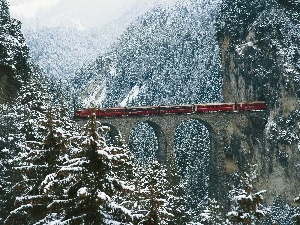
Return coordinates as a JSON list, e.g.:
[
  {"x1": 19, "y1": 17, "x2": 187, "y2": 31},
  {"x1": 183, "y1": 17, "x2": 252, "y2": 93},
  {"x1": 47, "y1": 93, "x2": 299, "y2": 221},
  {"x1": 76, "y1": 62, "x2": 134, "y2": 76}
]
[{"x1": 94, "y1": 110, "x2": 268, "y2": 201}]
